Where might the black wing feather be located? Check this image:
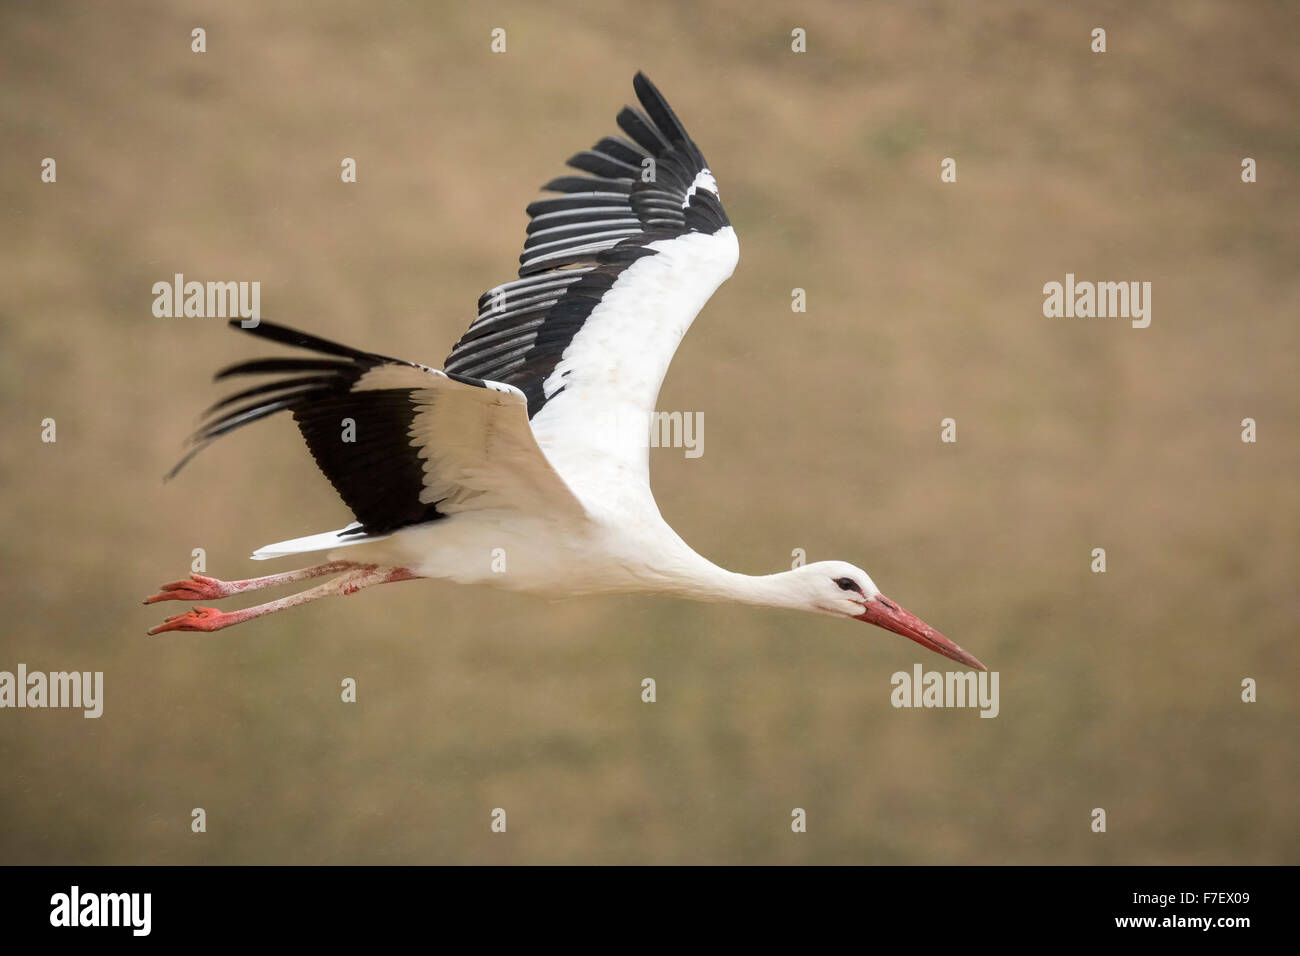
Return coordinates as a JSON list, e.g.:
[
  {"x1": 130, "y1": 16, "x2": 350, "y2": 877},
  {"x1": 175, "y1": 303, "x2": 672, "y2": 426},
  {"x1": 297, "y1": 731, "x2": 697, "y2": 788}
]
[
  {"x1": 445, "y1": 73, "x2": 730, "y2": 418},
  {"x1": 169, "y1": 320, "x2": 449, "y2": 535}
]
